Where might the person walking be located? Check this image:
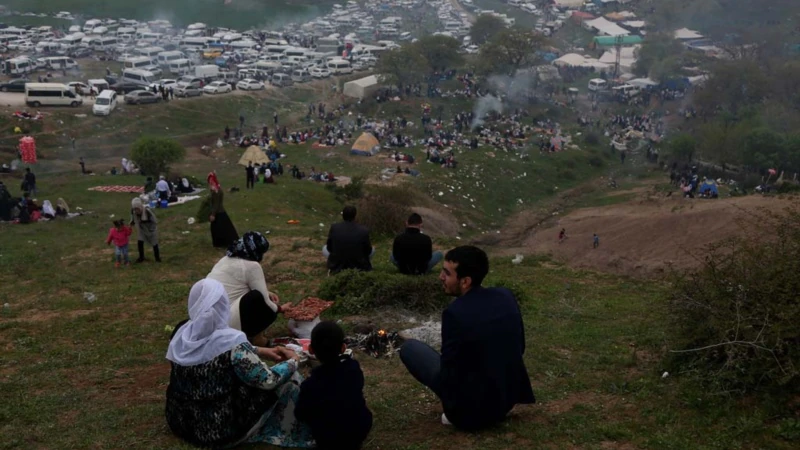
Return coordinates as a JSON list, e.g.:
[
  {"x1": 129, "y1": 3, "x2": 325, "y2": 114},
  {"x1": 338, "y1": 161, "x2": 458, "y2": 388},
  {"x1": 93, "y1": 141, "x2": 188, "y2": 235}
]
[
  {"x1": 273, "y1": 111, "x2": 278, "y2": 126},
  {"x1": 239, "y1": 114, "x2": 245, "y2": 129},
  {"x1": 23, "y1": 168, "x2": 36, "y2": 196},
  {"x1": 130, "y1": 198, "x2": 161, "y2": 263},
  {"x1": 593, "y1": 234, "x2": 600, "y2": 249},
  {"x1": 79, "y1": 156, "x2": 86, "y2": 174}
]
